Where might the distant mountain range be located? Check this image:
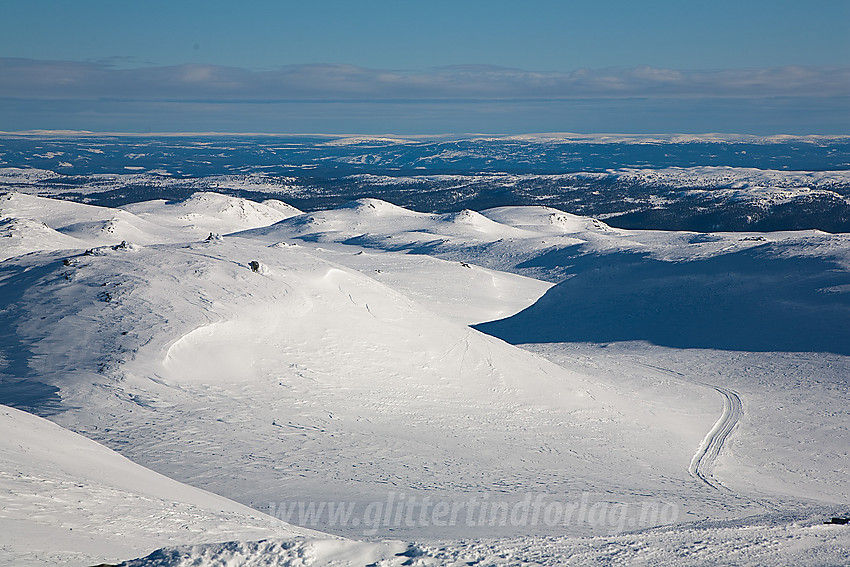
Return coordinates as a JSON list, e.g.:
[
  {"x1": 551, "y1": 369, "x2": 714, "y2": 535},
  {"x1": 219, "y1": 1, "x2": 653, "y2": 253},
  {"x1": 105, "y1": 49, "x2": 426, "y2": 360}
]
[{"x1": 2, "y1": 133, "x2": 849, "y2": 232}]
